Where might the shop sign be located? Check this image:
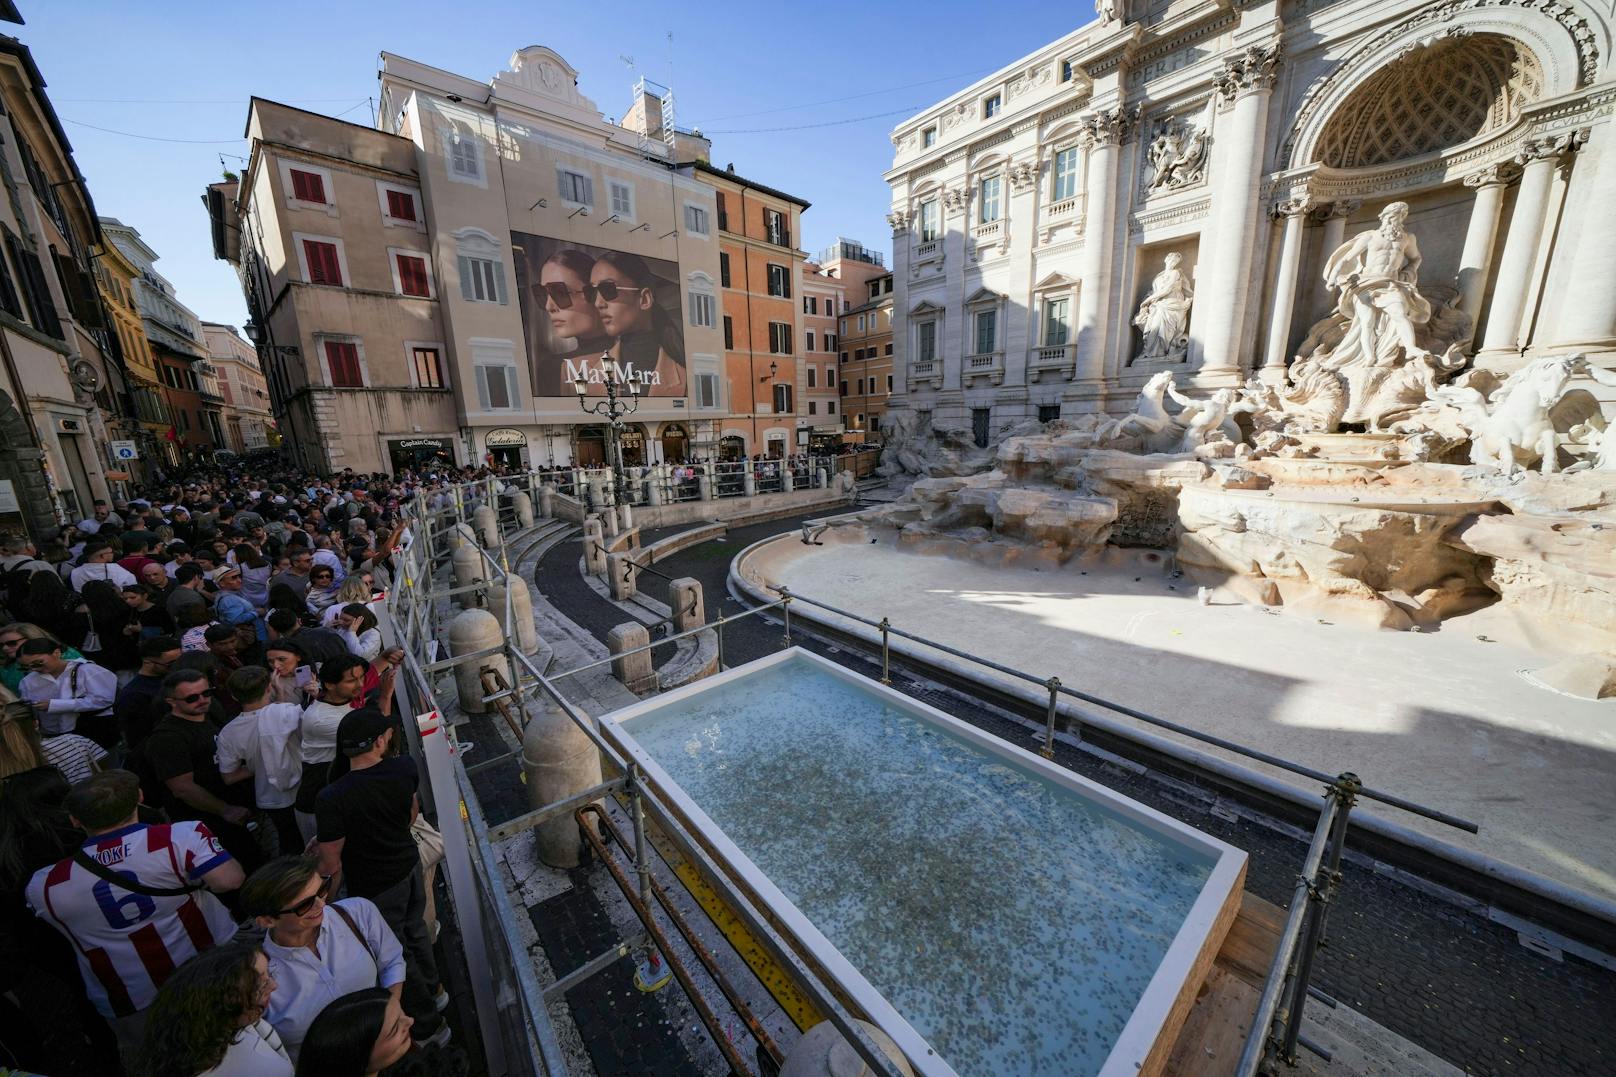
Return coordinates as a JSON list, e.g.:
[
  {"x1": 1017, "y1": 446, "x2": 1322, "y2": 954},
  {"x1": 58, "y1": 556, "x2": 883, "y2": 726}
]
[
  {"x1": 484, "y1": 428, "x2": 528, "y2": 447},
  {"x1": 394, "y1": 437, "x2": 450, "y2": 451}
]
